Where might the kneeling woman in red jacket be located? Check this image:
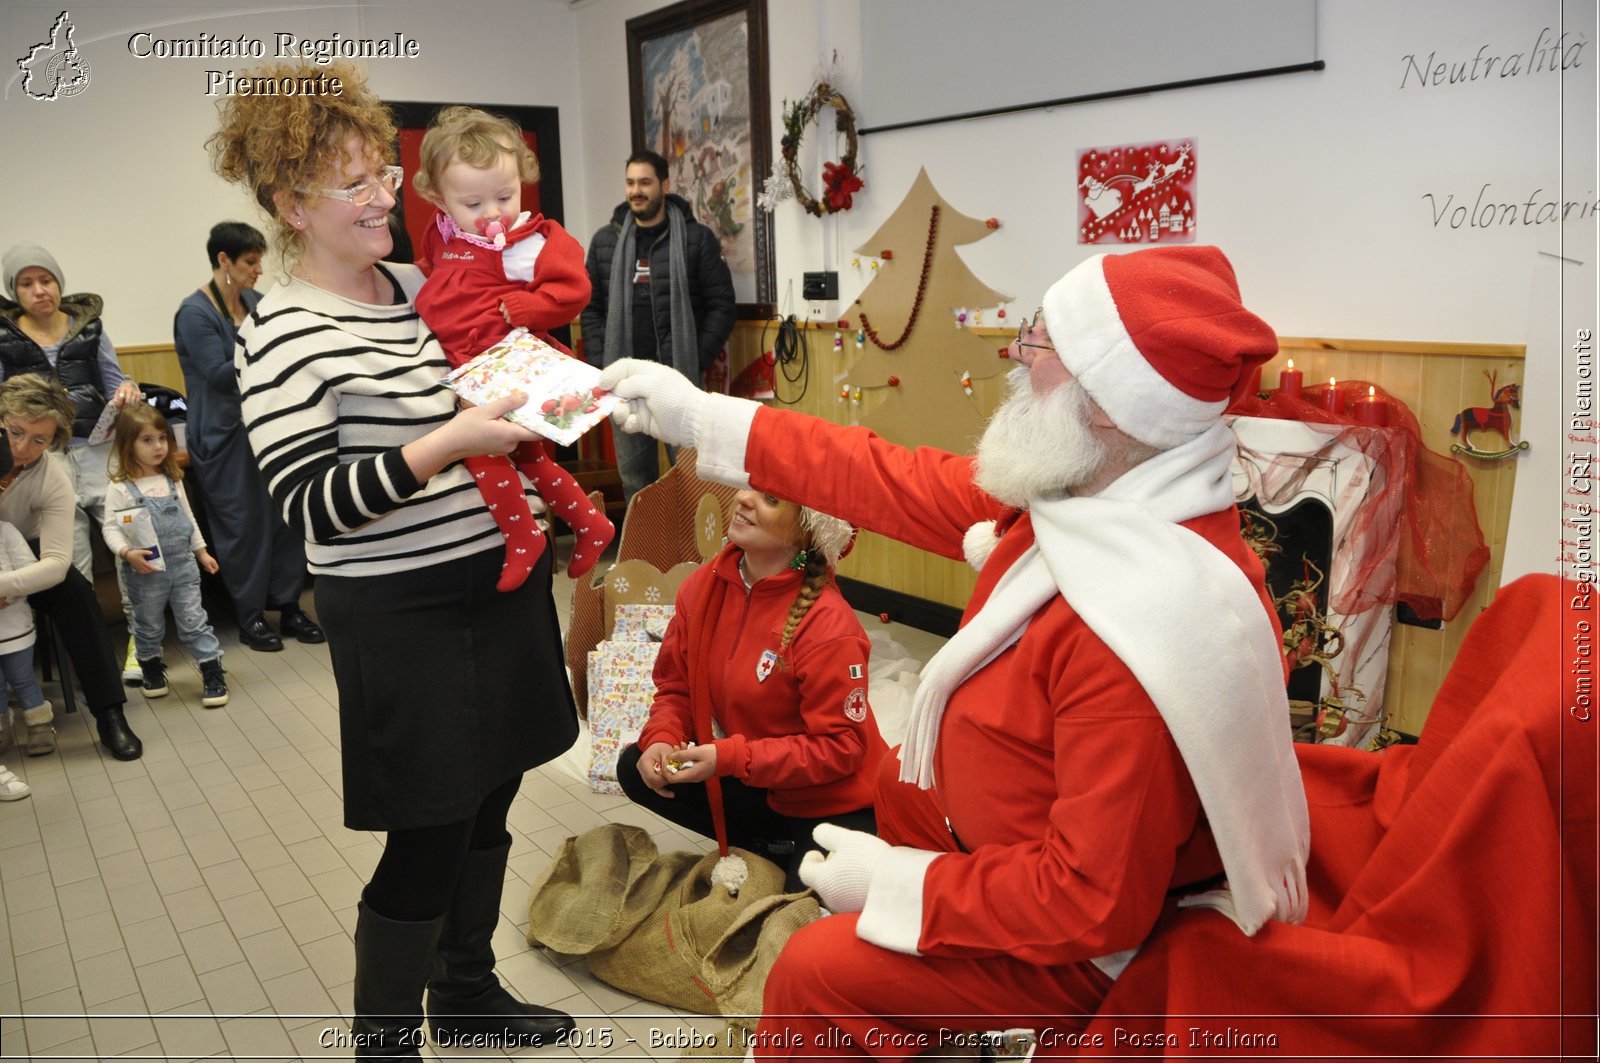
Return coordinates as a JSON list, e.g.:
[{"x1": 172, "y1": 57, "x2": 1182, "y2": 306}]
[{"x1": 619, "y1": 491, "x2": 886, "y2": 891}]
